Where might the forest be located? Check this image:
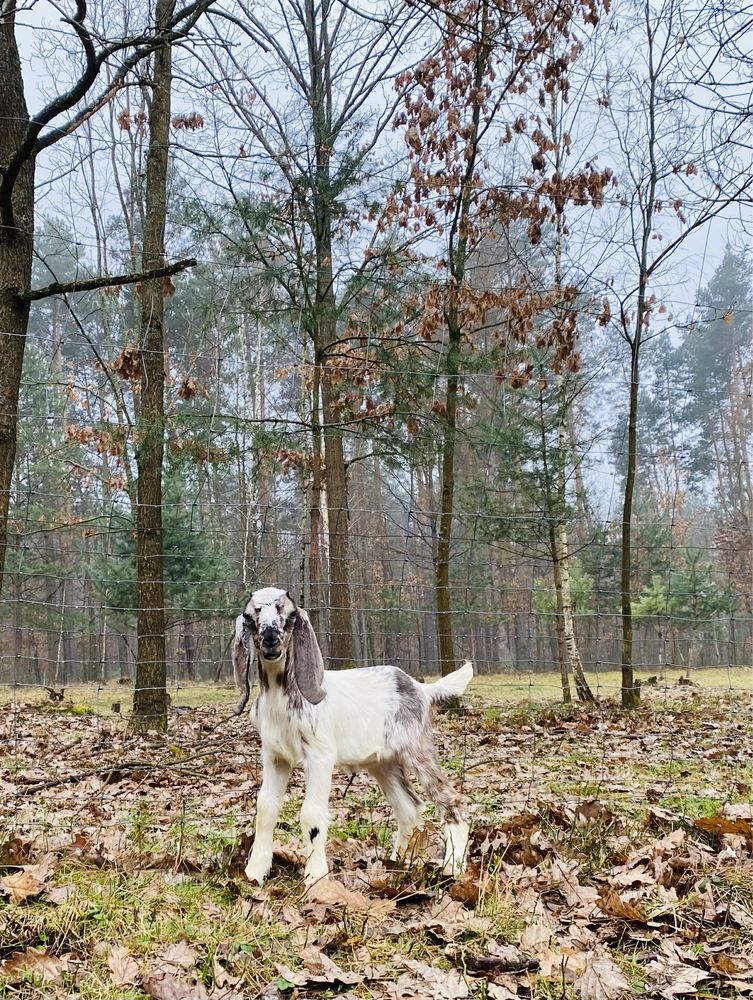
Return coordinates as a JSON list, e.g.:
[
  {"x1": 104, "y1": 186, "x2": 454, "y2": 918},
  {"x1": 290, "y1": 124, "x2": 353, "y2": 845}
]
[
  {"x1": 2, "y1": 2, "x2": 753, "y2": 998},
  {"x1": 0, "y1": 0, "x2": 750, "y2": 728}
]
